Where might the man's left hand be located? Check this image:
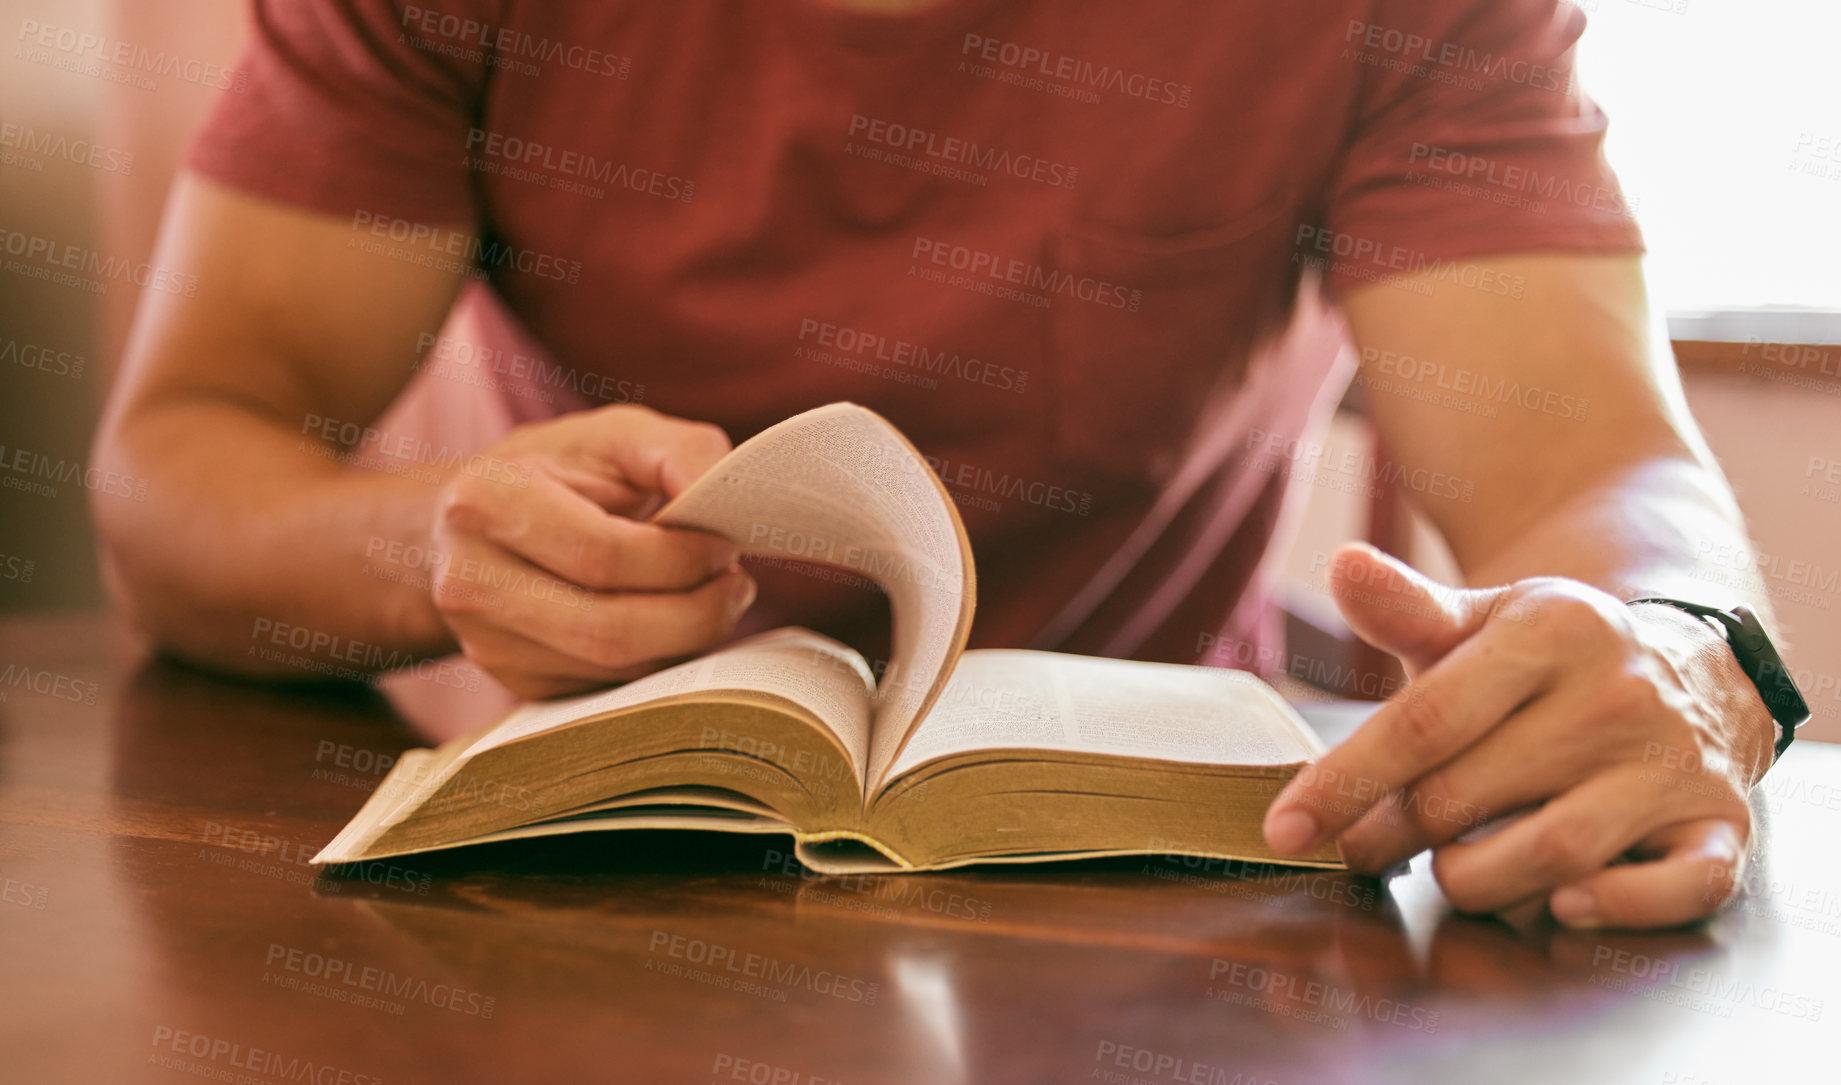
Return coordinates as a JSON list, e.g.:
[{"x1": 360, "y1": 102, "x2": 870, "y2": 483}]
[{"x1": 1262, "y1": 543, "x2": 1777, "y2": 930}]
